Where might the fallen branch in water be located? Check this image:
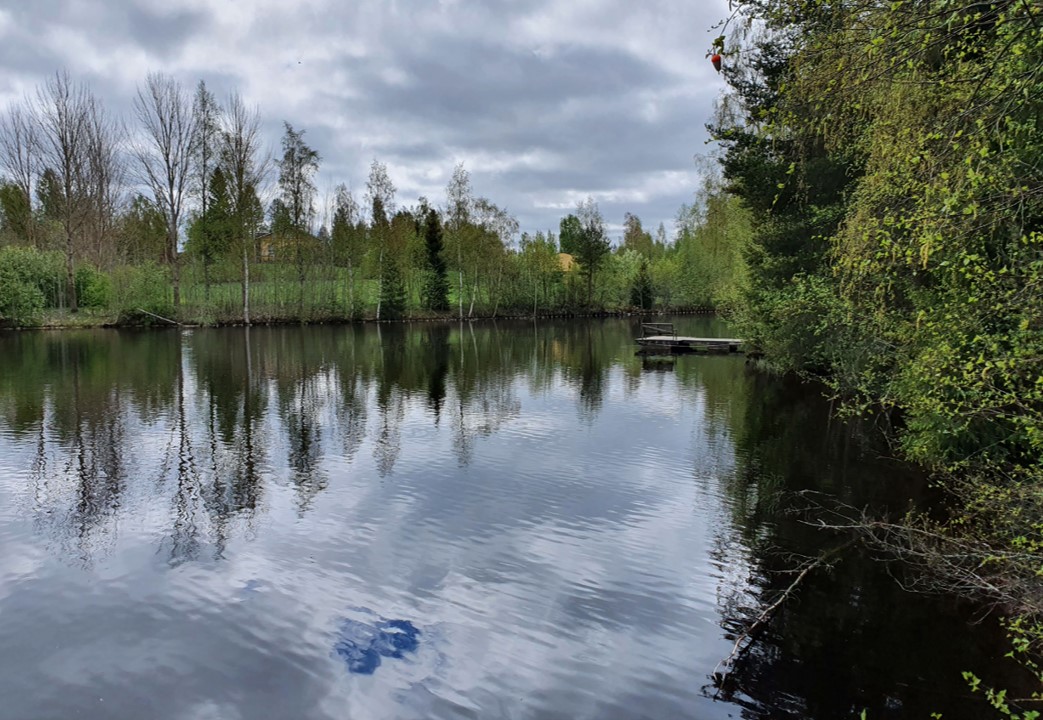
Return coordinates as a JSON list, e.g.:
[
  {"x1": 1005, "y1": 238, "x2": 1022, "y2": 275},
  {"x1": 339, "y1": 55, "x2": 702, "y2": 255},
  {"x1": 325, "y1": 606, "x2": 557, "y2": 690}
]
[
  {"x1": 136, "y1": 308, "x2": 183, "y2": 326},
  {"x1": 712, "y1": 538, "x2": 857, "y2": 683}
]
